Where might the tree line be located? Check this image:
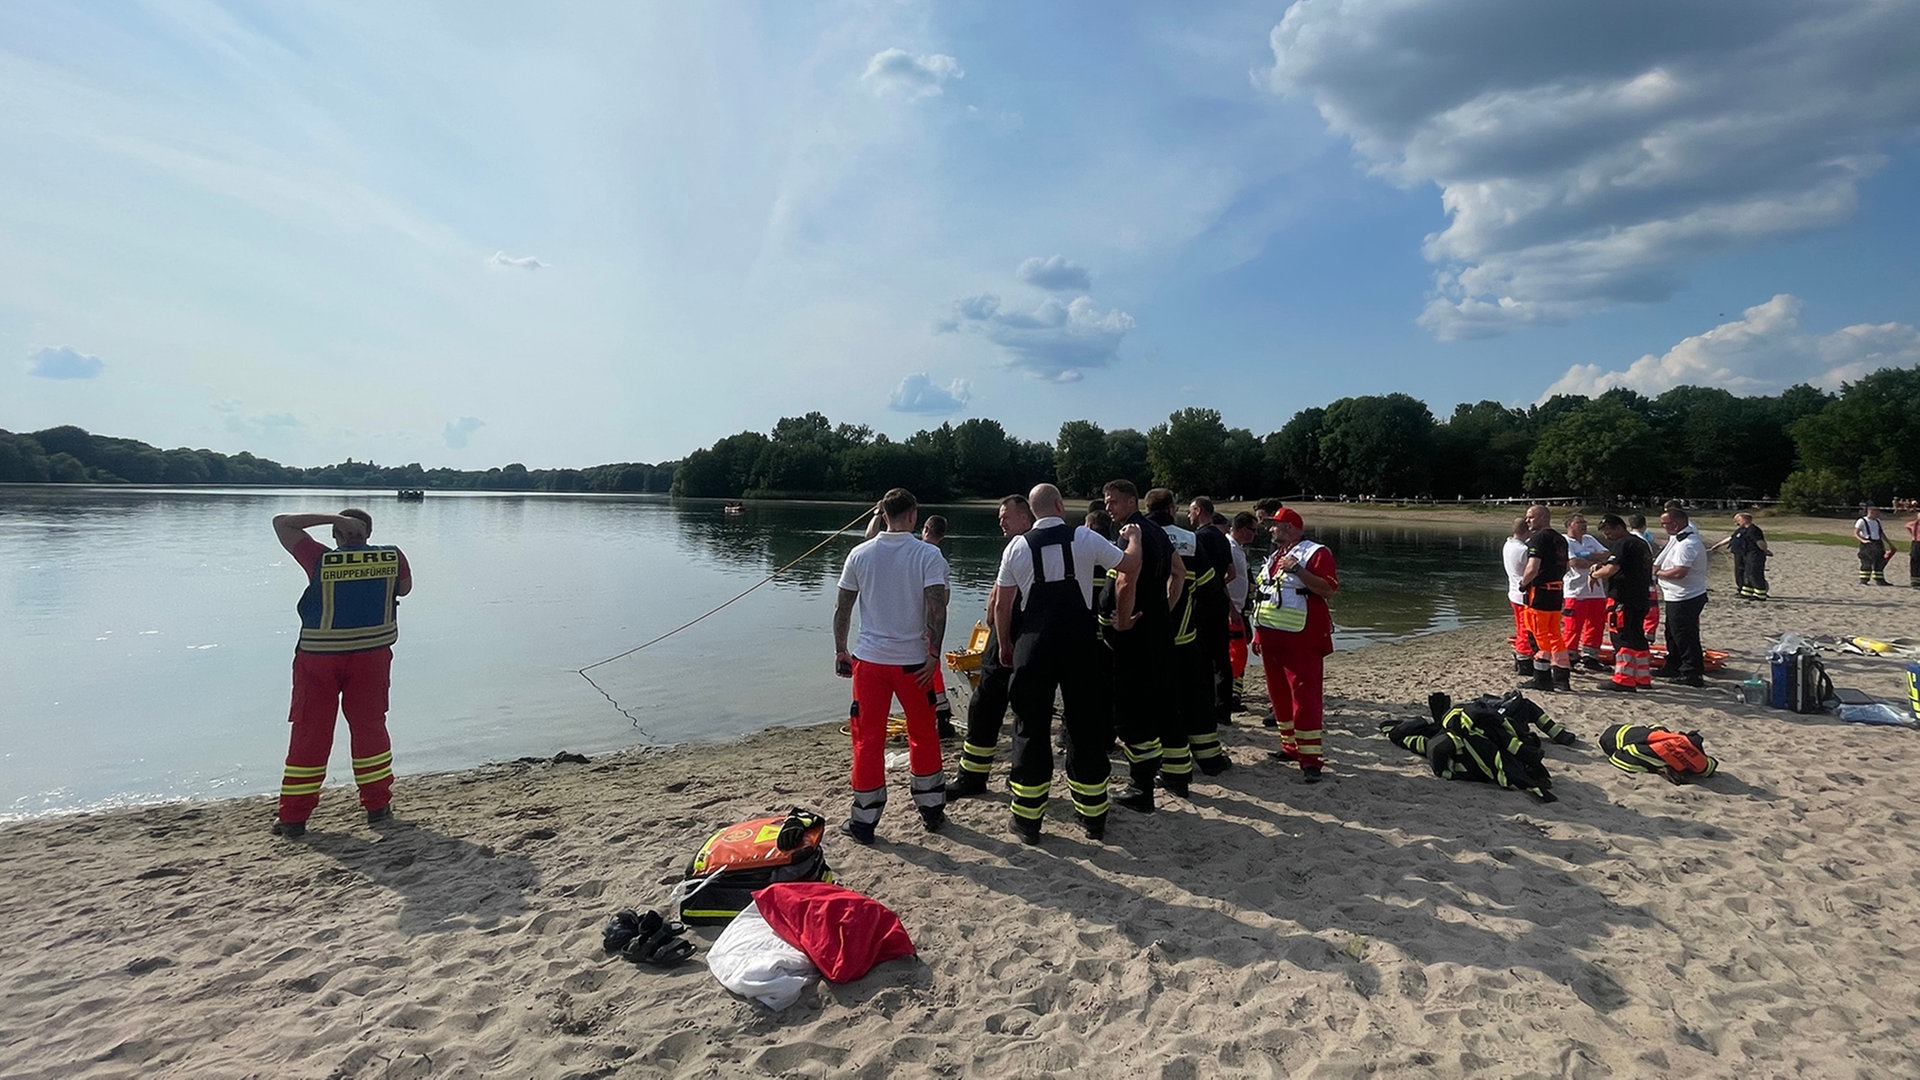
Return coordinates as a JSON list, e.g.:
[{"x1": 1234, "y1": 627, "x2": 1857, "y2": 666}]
[
  {"x1": 674, "y1": 368, "x2": 1920, "y2": 511},
  {"x1": 7, "y1": 365, "x2": 1916, "y2": 510},
  {"x1": 0, "y1": 425, "x2": 677, "y2": 493}
]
